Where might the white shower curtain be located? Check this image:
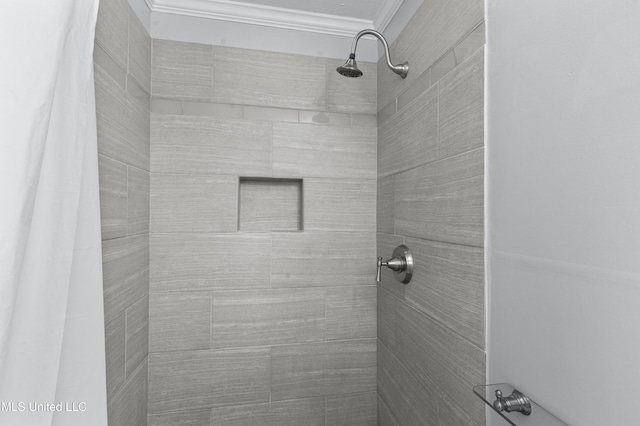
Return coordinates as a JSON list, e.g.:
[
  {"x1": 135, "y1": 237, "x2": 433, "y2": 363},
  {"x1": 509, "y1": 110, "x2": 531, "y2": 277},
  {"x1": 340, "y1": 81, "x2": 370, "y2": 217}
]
[{"x1": 0, "y1": 1, "x2": 108, "y2": 425}]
